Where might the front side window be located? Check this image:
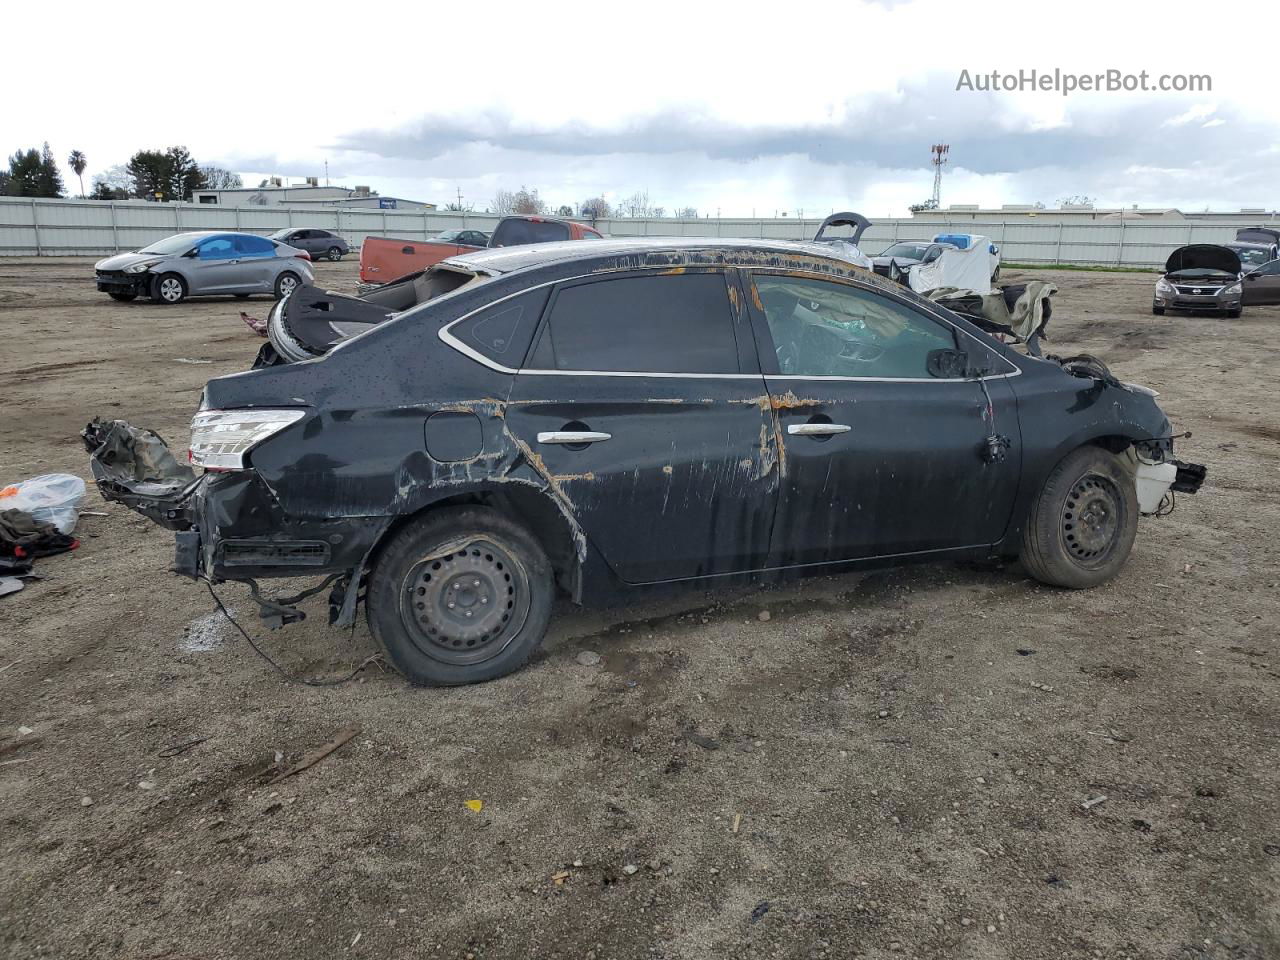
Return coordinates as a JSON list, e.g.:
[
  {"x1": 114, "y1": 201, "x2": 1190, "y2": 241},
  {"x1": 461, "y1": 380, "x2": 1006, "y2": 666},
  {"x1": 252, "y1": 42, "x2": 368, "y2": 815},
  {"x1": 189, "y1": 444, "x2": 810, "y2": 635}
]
[
  {"x1": 529, "y1": 272, "x2": 739, "y2": 374},
  {"x1": 751, "y1": 274, "x2": 960, "y2": 379}
]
